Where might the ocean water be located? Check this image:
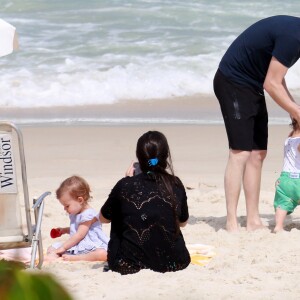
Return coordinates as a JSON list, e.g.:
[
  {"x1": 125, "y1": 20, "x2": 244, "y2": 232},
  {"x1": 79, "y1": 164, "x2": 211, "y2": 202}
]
[{"x1": 1, "y1": 0, "x2": 300, "y2": 123}]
